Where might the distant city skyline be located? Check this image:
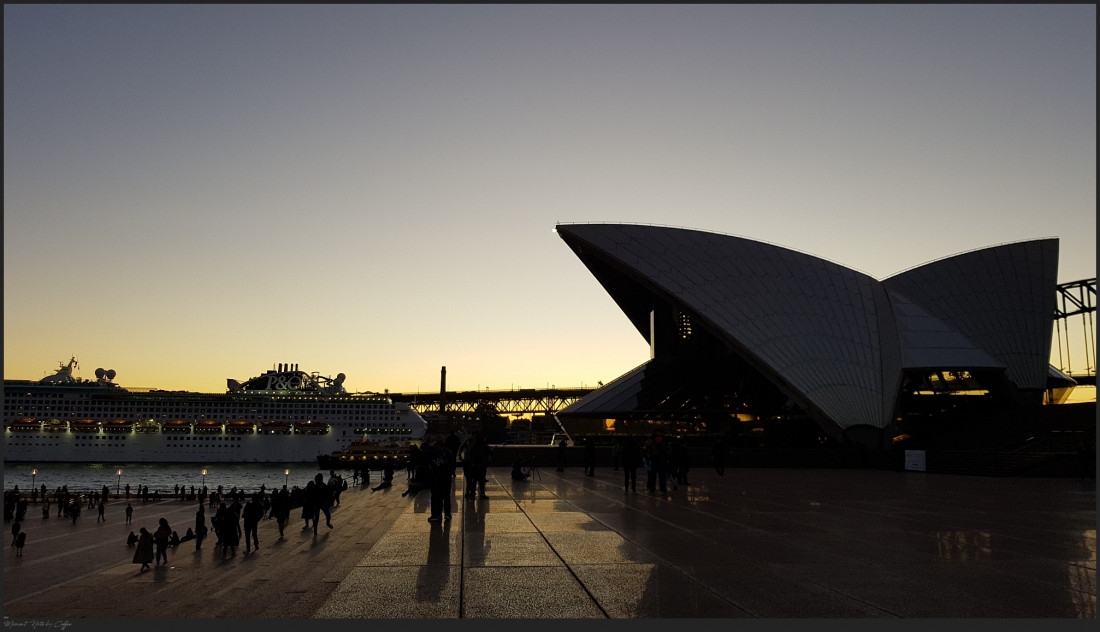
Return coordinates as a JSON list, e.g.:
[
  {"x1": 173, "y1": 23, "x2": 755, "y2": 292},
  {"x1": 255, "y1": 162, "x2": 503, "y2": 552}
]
[{"x1": 4, "y1": 5, "x2": 1095, "y2": 395}]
